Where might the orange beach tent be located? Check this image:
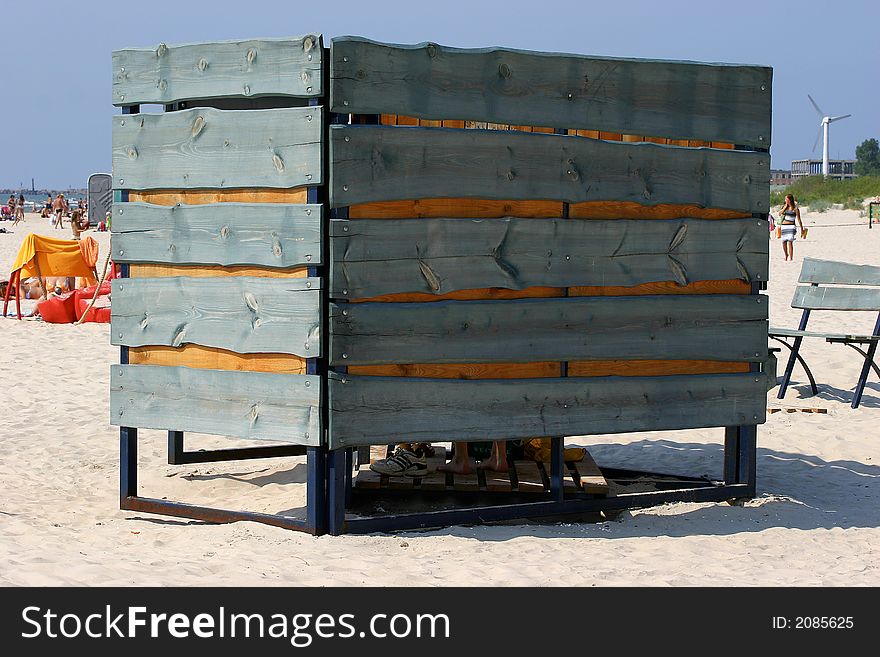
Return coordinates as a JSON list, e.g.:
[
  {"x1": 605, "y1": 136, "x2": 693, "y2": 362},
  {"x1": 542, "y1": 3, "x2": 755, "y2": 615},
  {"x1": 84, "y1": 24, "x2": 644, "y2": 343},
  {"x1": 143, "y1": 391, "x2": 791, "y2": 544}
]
[{"x1": 3, "y1": 234, "x2": 99, "y2": 319}]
